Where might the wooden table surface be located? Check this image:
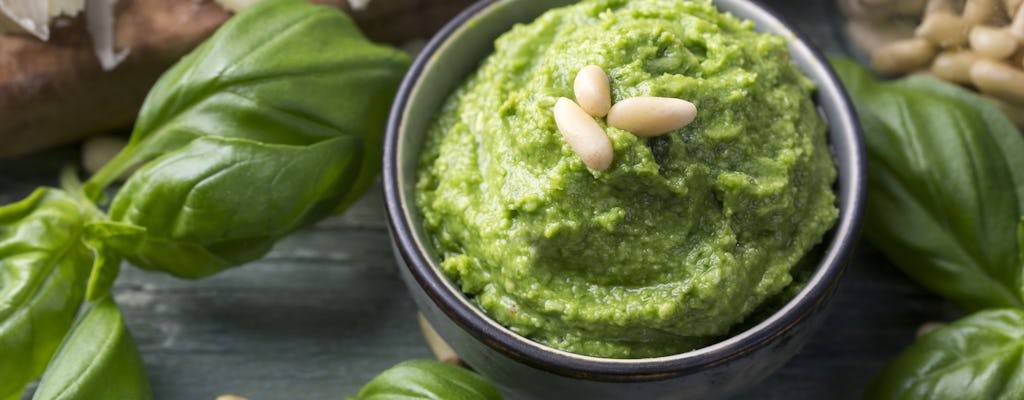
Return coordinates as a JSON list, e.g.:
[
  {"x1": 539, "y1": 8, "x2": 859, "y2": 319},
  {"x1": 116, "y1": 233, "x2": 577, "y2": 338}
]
[{"x1": 4, "y1": 1, "x2": 960, "y2": 399}]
